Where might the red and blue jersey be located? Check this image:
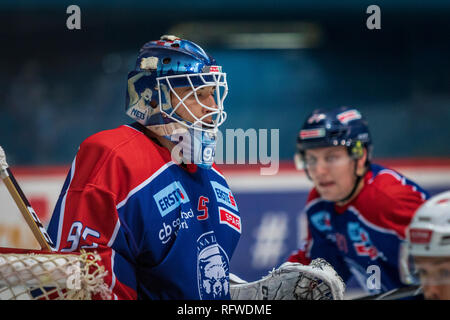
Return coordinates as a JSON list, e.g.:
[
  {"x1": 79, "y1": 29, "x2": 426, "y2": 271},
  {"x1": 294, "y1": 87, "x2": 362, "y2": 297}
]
[
  {"x1": 288, "y1": 164, "x2": 428, "y2": 293},
  {"x1": 47, "y1": 123, "x2": 241, "y2": 300}
]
